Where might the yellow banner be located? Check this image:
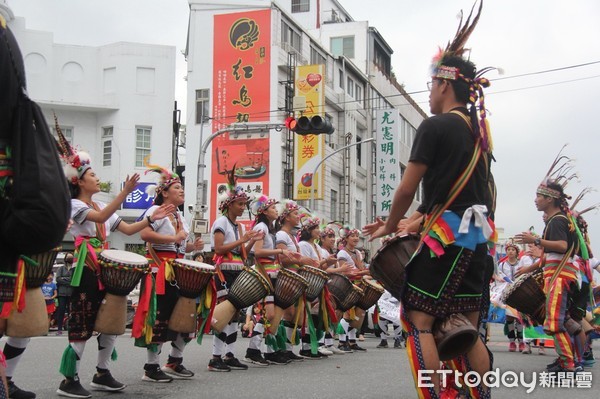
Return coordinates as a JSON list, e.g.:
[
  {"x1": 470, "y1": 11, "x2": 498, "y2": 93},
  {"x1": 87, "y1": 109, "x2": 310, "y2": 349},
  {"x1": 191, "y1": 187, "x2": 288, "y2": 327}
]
[{"x1": 293, "y1": 64, "x2": 325, "y2": 200}]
